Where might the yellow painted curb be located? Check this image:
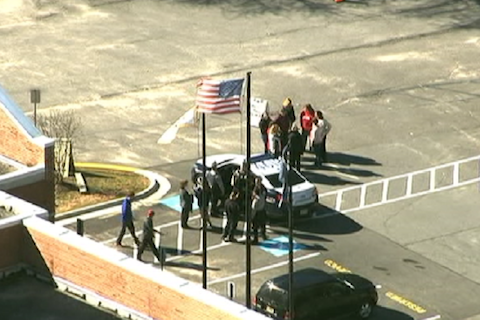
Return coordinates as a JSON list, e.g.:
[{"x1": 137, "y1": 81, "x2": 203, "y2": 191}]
[{"x1": 75, "y1": 162, "x2": 140, "y2": 172}]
